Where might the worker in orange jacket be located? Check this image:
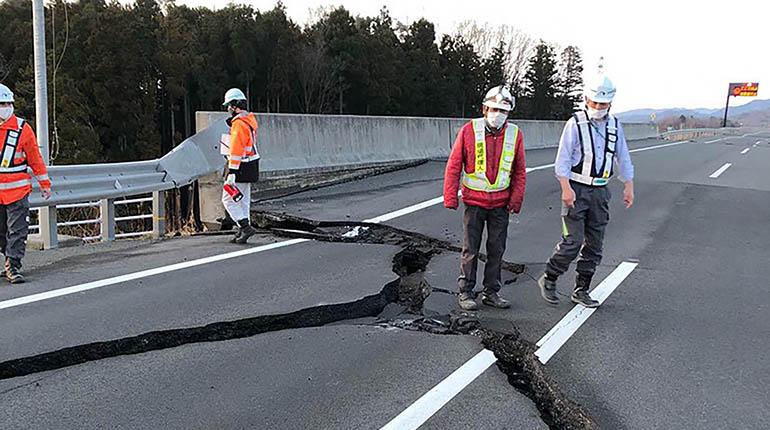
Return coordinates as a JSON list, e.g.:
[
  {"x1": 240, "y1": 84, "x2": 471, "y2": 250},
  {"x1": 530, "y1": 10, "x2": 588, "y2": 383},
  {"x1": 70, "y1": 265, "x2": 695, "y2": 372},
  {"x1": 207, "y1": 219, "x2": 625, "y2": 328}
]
[
  {"x1": 221, "y1": 88, "x2": 259, "y2": 244},
  {"x1": 0, "y1": 83, "x2": 52, "y2": 283}
]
